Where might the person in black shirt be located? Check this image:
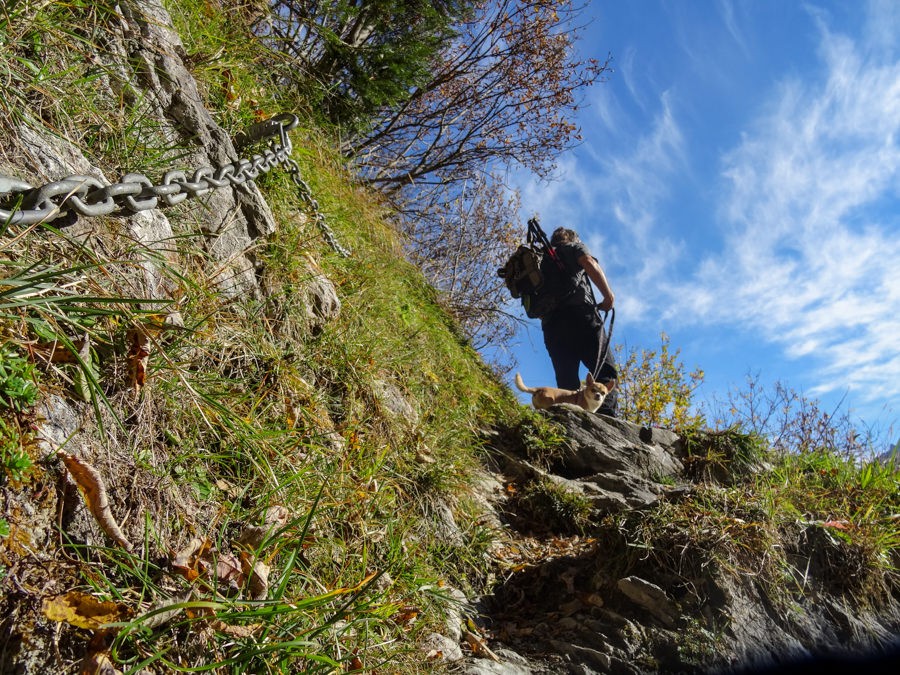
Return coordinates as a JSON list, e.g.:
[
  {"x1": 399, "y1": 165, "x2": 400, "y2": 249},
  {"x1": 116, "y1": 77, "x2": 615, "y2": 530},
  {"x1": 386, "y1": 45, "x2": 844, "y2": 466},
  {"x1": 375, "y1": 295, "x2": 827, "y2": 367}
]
[{"x1": 540, "y1": 227, "x2": 618, "y2": 416}]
